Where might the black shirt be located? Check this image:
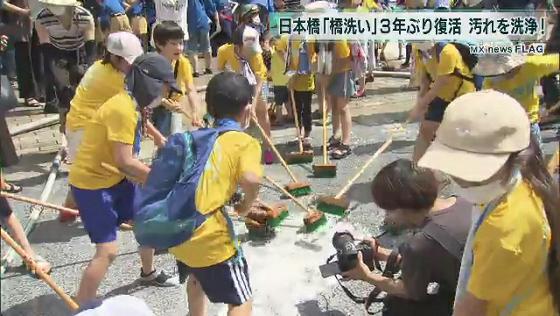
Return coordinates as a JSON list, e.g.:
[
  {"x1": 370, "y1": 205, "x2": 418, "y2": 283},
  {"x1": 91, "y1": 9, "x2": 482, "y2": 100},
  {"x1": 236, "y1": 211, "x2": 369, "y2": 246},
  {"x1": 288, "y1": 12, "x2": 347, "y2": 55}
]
[{"x1": 395, "y1": 197, "x2": 472, "y2": 313}]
